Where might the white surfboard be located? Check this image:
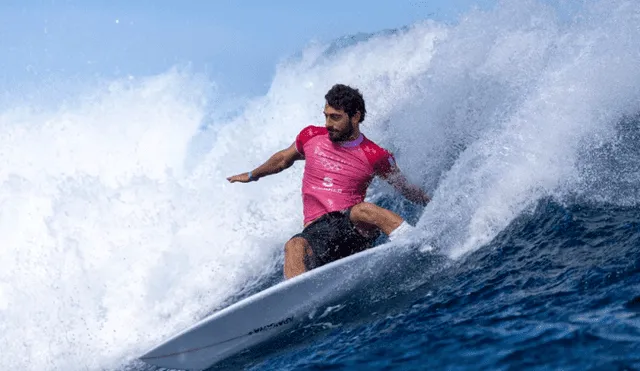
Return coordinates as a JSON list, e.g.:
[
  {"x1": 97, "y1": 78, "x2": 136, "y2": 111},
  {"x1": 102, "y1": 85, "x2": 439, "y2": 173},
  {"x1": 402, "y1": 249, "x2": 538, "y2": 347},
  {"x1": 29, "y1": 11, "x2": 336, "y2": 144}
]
[{"x1": 139, "y1": 241, "x2": 436, "y2": 370}]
